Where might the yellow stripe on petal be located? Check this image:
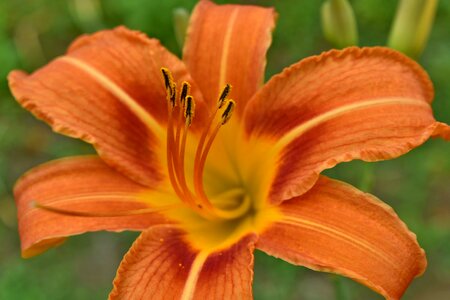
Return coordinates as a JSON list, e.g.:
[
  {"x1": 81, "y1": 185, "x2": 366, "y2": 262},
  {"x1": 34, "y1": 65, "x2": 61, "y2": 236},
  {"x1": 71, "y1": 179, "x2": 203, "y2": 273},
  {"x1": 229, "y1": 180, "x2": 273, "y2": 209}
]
[
  {"x1": 110, "y1": 226, "x2": 256, "y2": 299},
  {"x1": 60, "y1": 56, "x2": 165, "y2": 137},
  {"x1": 181, "y1": 251, "x2": 209, "y2": 300},
  {"x1": 280, "y1": 216, "x2": 395, "y2": 267},
  {"x1": 218, "y1": 8, "x2": 239, "y2": 91},
  {"x1": 273, "y1": 97, "x2": 430, "y2": 151},
  {"x1": 257, "y1": 176, "x2": 426, "y2": 300},
  {"x1": 14, "y1": 156, "x2": 171, "y2": 258}
]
